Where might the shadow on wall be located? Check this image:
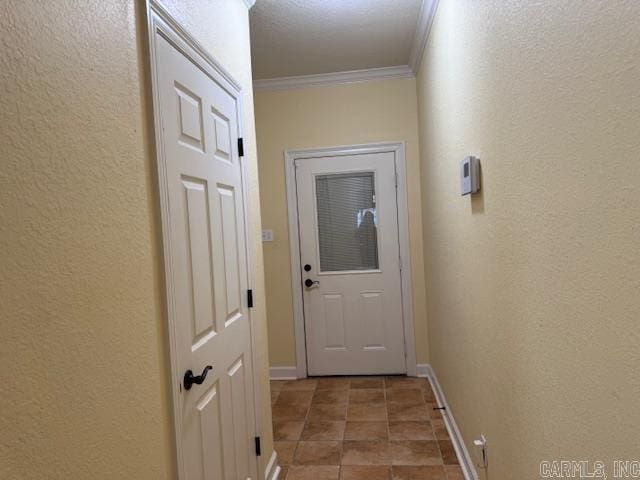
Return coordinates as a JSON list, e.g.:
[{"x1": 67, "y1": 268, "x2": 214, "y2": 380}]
[{"x1": 471, "y1": 160, "x2": 485, "y2": 215}]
